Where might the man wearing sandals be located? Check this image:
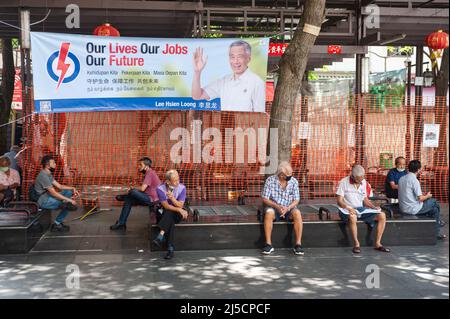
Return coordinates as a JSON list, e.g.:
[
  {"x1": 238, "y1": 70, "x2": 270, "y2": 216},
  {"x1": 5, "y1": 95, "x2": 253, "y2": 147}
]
[{"x1": 336, "y1": 165, "x2": 390, "y2": 254}]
